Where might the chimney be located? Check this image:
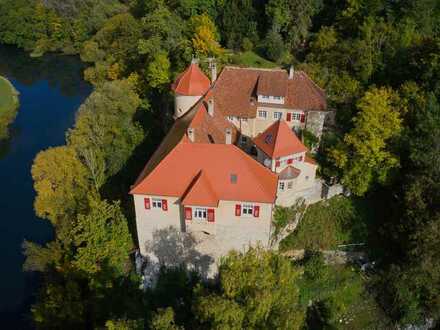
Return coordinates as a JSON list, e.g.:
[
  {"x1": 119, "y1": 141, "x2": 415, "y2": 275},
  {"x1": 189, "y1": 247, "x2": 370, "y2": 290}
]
[
  {"x1": 209, "y1": 58, "x2": 217, "y2": 83},
  {"x1": 289, "y1": 65, "x2": 294, "y2": 79},
  {"x1": 207, "y1": 99, "x2": 214, "y2": 116},
  {"x1": 225, "y1": 128, "x2": 232, "y2": 144},
  {"x1": 187, "y1": 128, "x2": 195, "y2": 142}
]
